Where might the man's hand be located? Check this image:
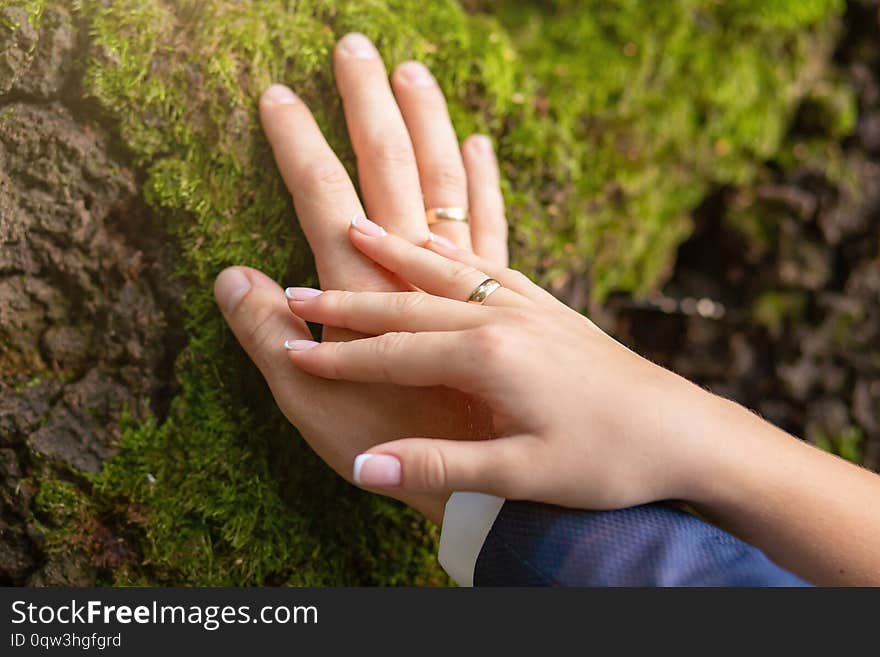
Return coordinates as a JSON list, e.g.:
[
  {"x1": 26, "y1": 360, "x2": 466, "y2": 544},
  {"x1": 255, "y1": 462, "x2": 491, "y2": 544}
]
[{"x1": 213, "y1": 33, "x2": 508, "y2": 524}]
